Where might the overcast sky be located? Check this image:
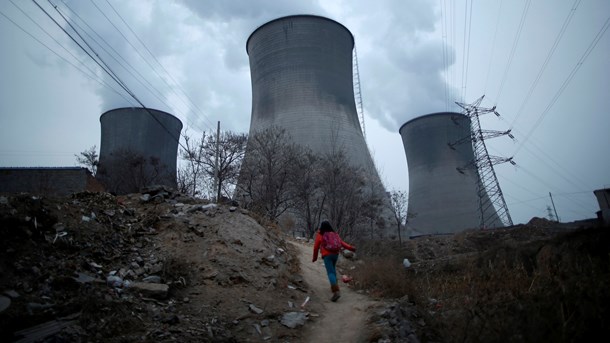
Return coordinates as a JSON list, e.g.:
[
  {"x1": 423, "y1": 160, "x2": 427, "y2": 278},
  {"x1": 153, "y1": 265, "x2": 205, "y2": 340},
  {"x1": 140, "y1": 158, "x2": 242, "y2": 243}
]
[{"x1": 1, "y1": 0, "x2": 608, "y2": 225}]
